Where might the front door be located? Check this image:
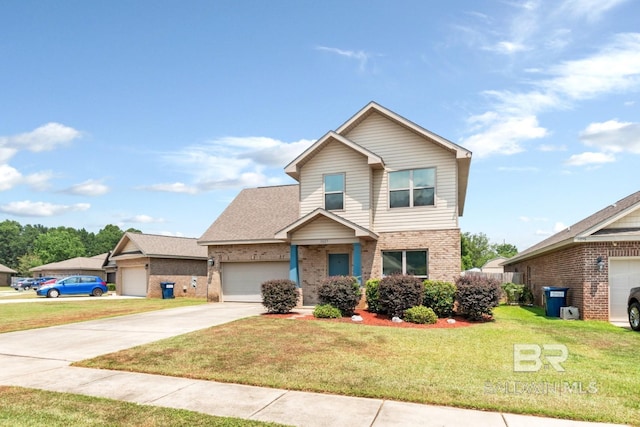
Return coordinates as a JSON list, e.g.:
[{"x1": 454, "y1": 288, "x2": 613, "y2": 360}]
[{"x1": 328, "y1": 253, "x2": 350, "y2": 276}]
